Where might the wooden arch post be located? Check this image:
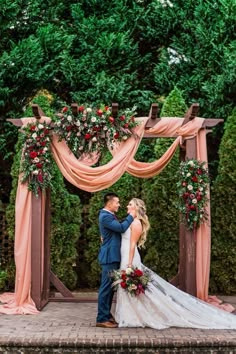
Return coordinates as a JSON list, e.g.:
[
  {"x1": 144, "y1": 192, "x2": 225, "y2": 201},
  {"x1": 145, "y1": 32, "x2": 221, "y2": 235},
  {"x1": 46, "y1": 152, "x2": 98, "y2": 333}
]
[{"x1": 8, "y1": 102, "x2": 223, "y2": 309}]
